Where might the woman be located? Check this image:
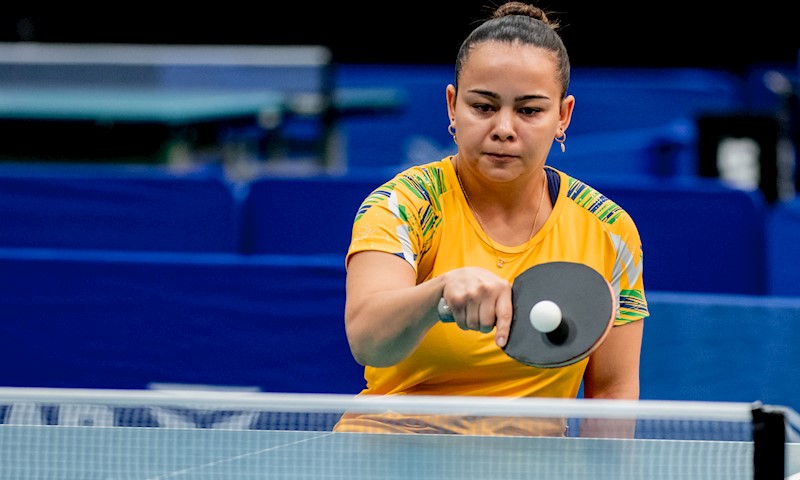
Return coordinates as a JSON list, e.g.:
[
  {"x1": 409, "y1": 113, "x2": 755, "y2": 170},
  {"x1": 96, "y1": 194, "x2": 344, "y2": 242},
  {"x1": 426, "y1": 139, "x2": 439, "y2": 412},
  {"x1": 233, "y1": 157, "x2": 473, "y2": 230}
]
[{"x1": 334, "y1": 1, "x2": 648, "y2": 436}]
